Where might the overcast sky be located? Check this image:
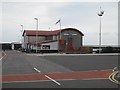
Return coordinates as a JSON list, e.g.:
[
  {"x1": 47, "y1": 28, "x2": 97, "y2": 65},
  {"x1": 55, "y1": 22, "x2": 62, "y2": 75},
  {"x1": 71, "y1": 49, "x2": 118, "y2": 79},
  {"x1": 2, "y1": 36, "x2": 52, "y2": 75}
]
[{"x1": 1, "y1": 1, "x2": 118, "y2": 45}]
